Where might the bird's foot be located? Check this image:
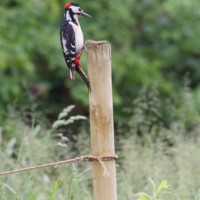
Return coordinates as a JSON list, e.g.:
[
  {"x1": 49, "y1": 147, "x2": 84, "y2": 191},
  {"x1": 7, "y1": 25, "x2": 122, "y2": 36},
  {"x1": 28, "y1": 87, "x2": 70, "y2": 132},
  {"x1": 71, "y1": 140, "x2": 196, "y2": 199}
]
[{"x1": 82, "y1": 45, "x2": 88, "y2": 53}]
